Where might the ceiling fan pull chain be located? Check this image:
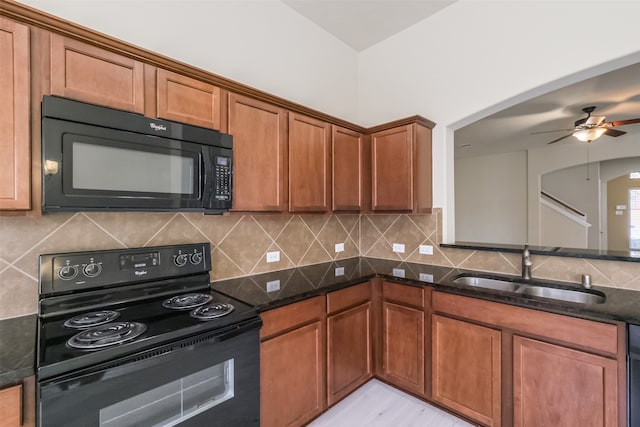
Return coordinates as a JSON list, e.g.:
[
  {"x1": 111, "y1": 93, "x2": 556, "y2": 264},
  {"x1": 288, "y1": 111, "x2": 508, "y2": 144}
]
[{"x1": 586, "y1": 144, "x2": 590, "y2": 181}]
